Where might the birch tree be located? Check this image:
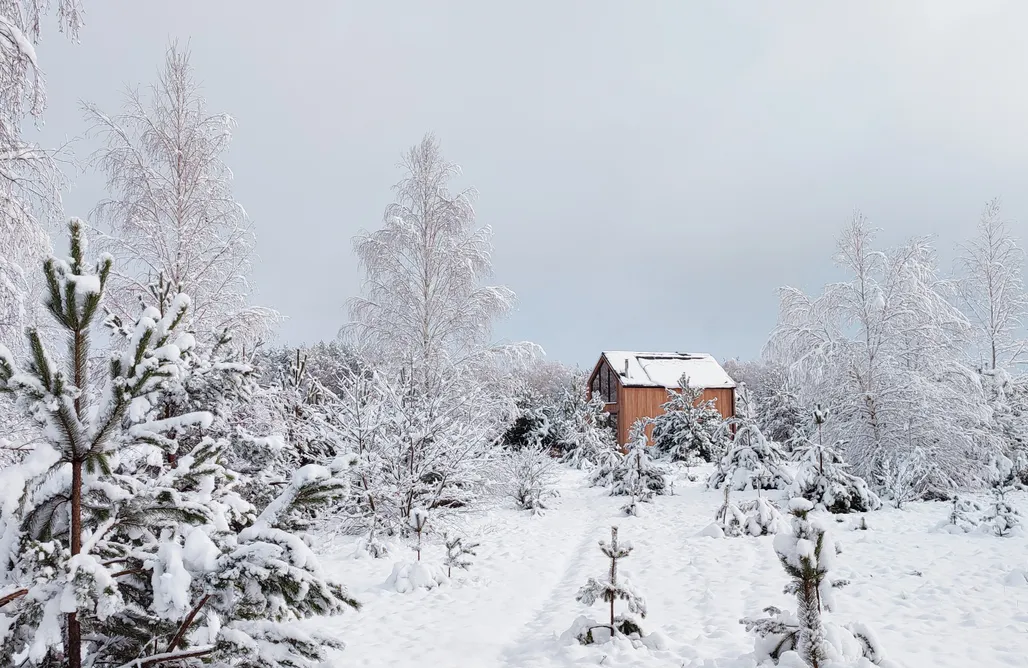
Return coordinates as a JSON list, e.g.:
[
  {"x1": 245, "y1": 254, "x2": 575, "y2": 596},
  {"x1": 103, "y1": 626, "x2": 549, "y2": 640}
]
[
  {"x1": 766, "y1": 213, "x2": 998, "y2": 495},
  {"x1": 83, "y1": 43, "x2": 278, "y2": 350},
  {"x1": 346, "y1": 133, "x2": 518, "y2": 379},
  {"x1": 0, "y1": 0, "x2": 86, "y2": 464},
  {"x1": 957, "y1": 198, "x2": 1028, "y2": 371}
]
